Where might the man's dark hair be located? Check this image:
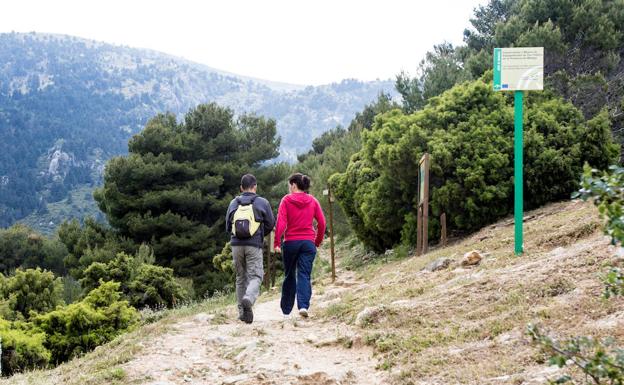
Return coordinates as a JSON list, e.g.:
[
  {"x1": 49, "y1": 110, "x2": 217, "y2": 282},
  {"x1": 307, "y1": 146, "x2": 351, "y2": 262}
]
[{"x1": 241, "y1": 174, "x2": 257, "y2": 190}]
